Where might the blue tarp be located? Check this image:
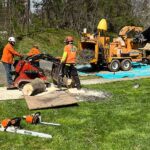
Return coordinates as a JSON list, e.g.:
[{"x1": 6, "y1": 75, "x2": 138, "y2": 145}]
[
  {"x1": 96, "y1": 63, "x2": 150, "y2": 79},
  {"x1": 77, "y1": 63, "x2": 150, "y2": 79}
]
